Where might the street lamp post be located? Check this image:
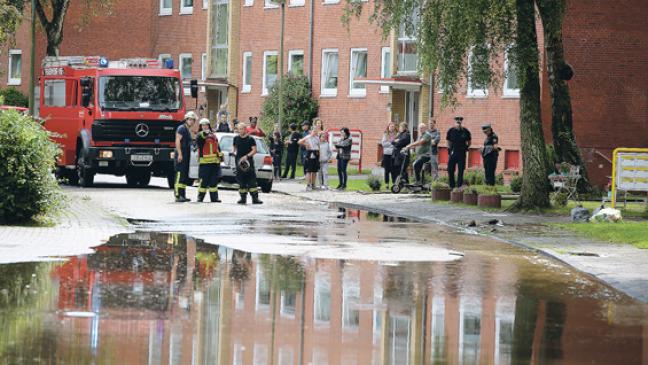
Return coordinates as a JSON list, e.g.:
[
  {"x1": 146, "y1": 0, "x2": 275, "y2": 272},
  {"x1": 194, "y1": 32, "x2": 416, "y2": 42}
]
[
  {"x1": 29, "y1": 0, "x2": 36, "y2": 115},
  {"x1": 278, "y1": 0, "x2": 285, "y2": 130}
]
